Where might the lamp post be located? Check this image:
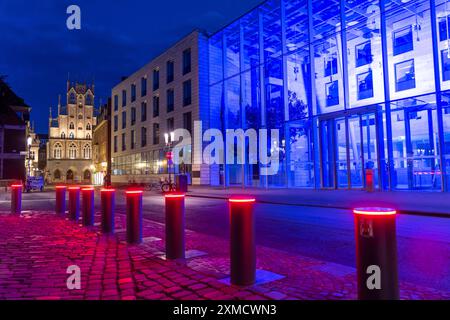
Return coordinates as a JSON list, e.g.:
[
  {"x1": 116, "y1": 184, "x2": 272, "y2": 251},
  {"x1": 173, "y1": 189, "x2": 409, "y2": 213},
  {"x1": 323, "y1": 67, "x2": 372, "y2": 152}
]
[{"x1": 164, "y1": 131, "x2": 175, "y2": 187}]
